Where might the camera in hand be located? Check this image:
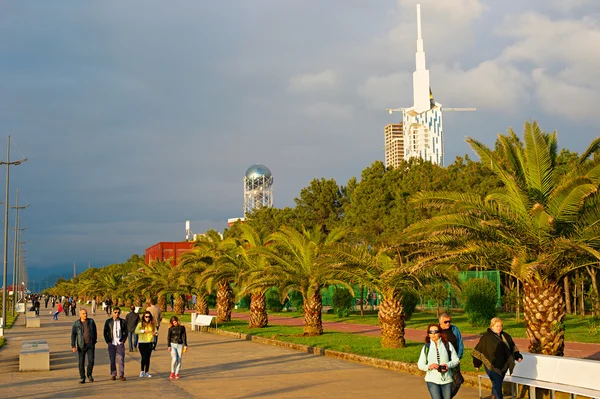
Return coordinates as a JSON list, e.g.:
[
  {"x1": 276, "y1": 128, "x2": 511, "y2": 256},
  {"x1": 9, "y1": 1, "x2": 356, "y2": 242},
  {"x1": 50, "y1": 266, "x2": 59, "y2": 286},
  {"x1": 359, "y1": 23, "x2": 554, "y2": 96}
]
[{"x1": 437, "y1": 364, "x2": 448, "y2": 373}]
